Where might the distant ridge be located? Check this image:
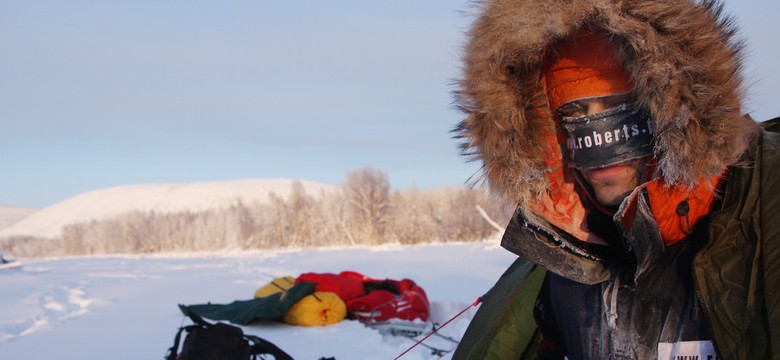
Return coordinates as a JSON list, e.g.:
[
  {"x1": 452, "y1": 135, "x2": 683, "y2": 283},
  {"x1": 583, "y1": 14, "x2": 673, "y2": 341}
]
[
  {"x1": 0, "y1": 179, "x2": 334, "y2": 239},
  {"x1": 0, "y1": 204, "x2": 37, "y2": 230}
]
